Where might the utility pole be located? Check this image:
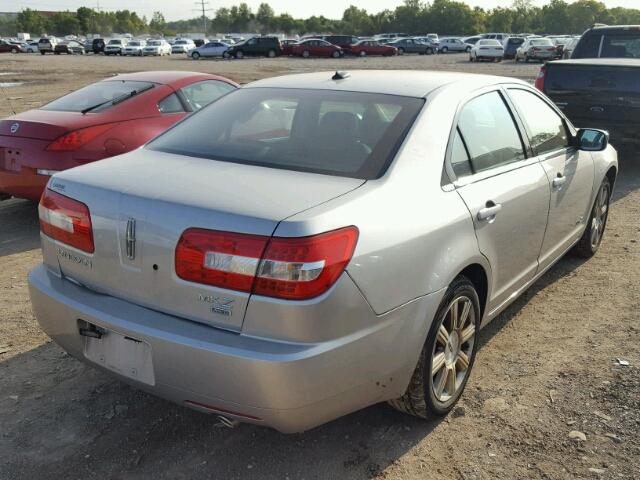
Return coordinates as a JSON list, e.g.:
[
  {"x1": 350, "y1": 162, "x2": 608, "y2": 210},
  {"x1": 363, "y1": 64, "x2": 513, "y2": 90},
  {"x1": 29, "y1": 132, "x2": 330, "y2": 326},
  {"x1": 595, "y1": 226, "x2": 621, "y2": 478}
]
[{"x1": 193, "y1": 0, "x2": 213, "y2": 36}]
